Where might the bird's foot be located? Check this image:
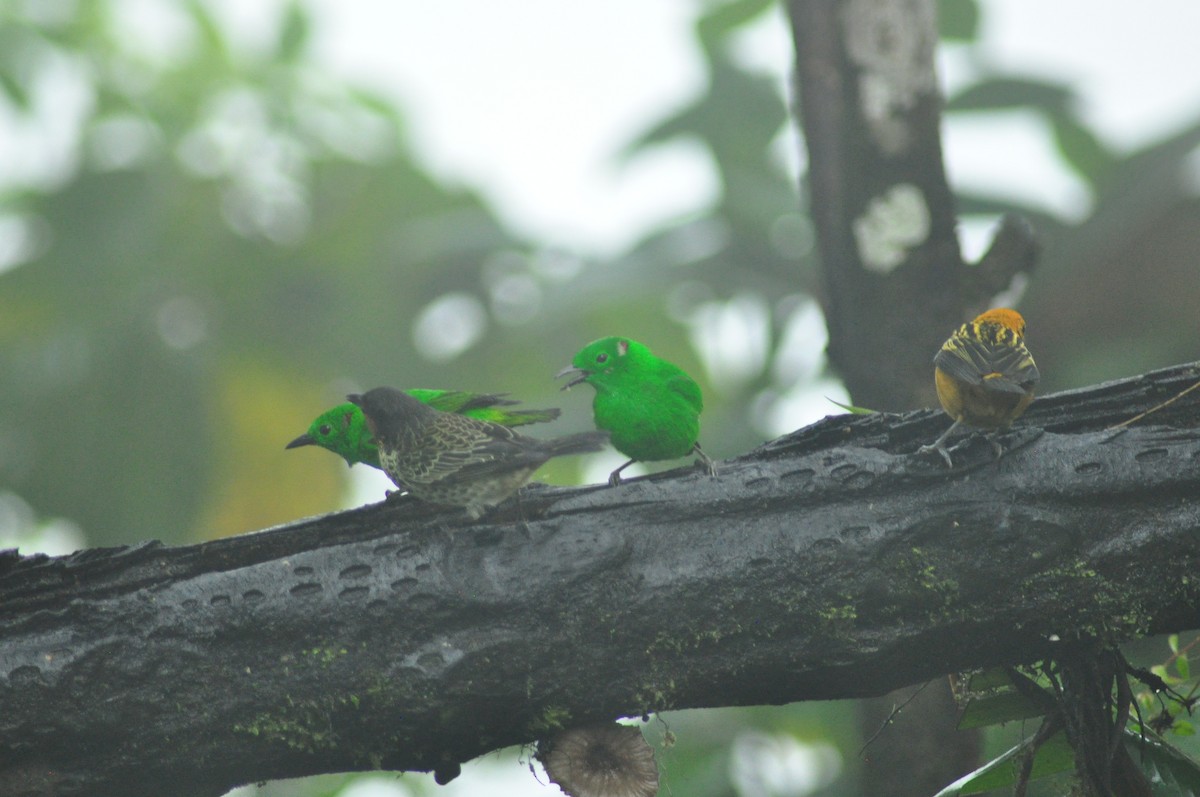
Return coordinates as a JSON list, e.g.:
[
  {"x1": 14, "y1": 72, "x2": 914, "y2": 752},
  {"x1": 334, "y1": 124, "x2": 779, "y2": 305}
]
[
  {"x1": 516, "y1": 518, "x2": 534, "y2": 540},
  {"x1": 607, "y1": 459, "x2": 635, "y2": 487},
  {"x1": 693, "y1": 444, "x2": 717, "y2": 477},
  {"x1": 919, "y1": 419, "x2": 961, "y2": 468},
  {"x1": 500, "y1": 491, "x2": 534, "y2": 538},
  {"x1": 917, "y1": 442, "x2": 954, "y2": 468}
]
